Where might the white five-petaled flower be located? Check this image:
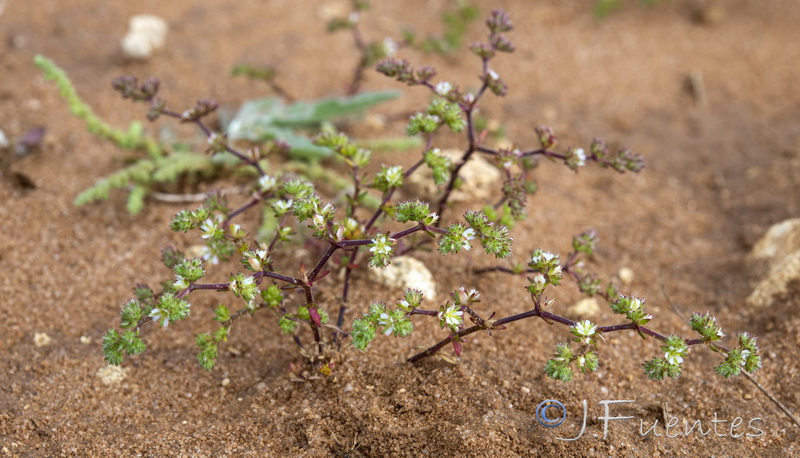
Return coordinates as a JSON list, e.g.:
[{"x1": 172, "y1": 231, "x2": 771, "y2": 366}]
[
  {"x1": 629, "y1": 298, "x2": 643, "y2": 311},
  {"x1": 573, "y1": 320, "x2": 597, "y2": 337},
  {"x1": 435, "y1": 81, "x2": 453, "y2": 97},
  {"x1": 378, "y1": 312, "x2": 396, "y2": 336},
  {"x1": 573, "y1": 148, "x2": 586, "y2": 167},
  {"x1": 665, "y1": 348, "x2": 684, "y2": 365},
  {"x1": 382, "y1": 37, "x2": 398, "y2": 57},
  {"x1": 384, "y1": 166, "x2": 404, "y2": 187},
  {"x1": 312, "y1": 213, "x2": 326, "y2": 229},
  {"x1": 200, "y1": 219, "x2": 220, "y2": 240},
  {"x1": 461, "y1": 228, "x2": 476, "y2": 250},
  {"x1": 439, "y1": 304, "x2": 464, "y2": 329},
  {"x1": 577, "y1": 356, "x2": 587, "y2": 368},
  {"x1": 200, "y1": 245, "x2": 220, "y2": 265},
  {"x1": 258, "y1": 174, "x2": 276, "y2": 192},
  {"x1": 369, "y1": 234, "x2": 394, "y2": 256},
  {"x1": 739, "y1": 349, "x2": 751, "y2": 366},
  {"x1": 173, "y1": 275, "x2": 191, "y2": 291},
  {"x1": 273, "y1": 199, "x2": 293, "y2": 215},
  {"x1": 150, "y1": 307, "x2": 170, "y2": 327}
]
